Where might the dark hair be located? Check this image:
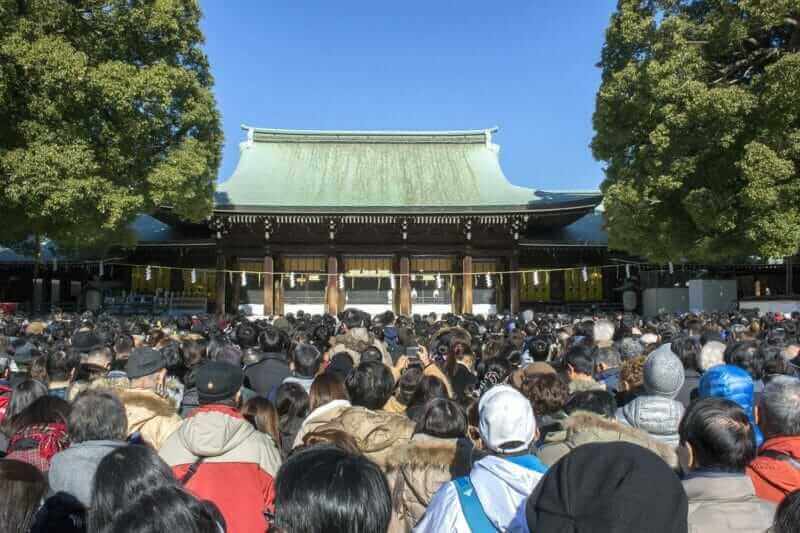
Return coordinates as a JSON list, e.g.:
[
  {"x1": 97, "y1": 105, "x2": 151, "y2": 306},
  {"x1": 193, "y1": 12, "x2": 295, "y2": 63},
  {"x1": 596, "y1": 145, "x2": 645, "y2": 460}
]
[
  {"x1": 565, "y1": 345, "x2": 595, "y2": 376},
  {"x1": 521, "y1": 374, "x2": 569, "y2": 417},
  {"x1": 407, "y1": 376, "x2": 448, "y2": 411},
  {"x1": 47, "y1": 350, "x2": 81, "y2": 382},
  {"x1": 395, "y1": 367, "x2": 424, "y2": 406},
  {"x1": 309, "y1": 373, "x2": 349, "y2": 412},
  {"x1": 564, "y1": 390, "x2": 618, "y2": 419},
  {"x1": 724, "y1": 341, "x2": 763, "y2": 381},
  {"x1": 678, "y1": 397, "x2": 756, "y2": 472},
  {"x1": 68, "y1": 389, "x2": 128, "y2": 443},
  {"x1": 773, "y1": 489, "x2": 800, "y2": 533},
  {"x1": 291, "y1": 343, "x2": 322, "y2": 378},
  {"x1": 104, "y1": 486, "x2": 223, "y2": 533},
  {"x1": 345, "y1": 362, "x2": 395, "y2": 410},
  {"x1": 88, "y1": 445, "x2": 178, "y2": 533},
  {"x1": 274, "y1": 445, "x2": 391, "y2": 533},
  {"x1": 359, "y1": 346, "x2": 383, "y2": 365},
  {"x1": 1, "y1": 379, "x2": 48, "y2": 435},
  {"x1": 181, "y1": 340, "x2": 206, "y2": 370},
  {"x1": 671, "y1": 336, "x2": 702, "y2": 371},
  {"x1": 241, "y1": 396, "x2": 280, "y2": 445},
  {"x1": 275, "y1": 382, "x2": 310, "y2": 439},
  {"x1": 445, "y1": 341, "x2": 473, "y2": 377},
  {"x1": 414, "y1": 398, "x2": 467, "y2": 439},
  {"x1": 12, "y1": 395, "x2": 70, "y2": 433},
  {"x1": 0, "y1": 459, "x2": 48, "y2": 533},
  {"x1": 259, "y1": 326, "x2": 286, "y2": 352}
]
